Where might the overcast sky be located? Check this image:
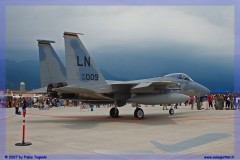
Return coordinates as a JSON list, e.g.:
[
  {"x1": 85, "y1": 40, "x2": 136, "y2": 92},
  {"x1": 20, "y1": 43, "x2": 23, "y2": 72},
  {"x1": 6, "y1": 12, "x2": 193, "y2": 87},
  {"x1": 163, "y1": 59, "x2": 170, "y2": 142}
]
[
  {"x1": 6, "y1": 6, "x2": 233, "y2": 60},
  {"x1": 6, "y1": 6, "x2": 234, "y2": 90}
]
